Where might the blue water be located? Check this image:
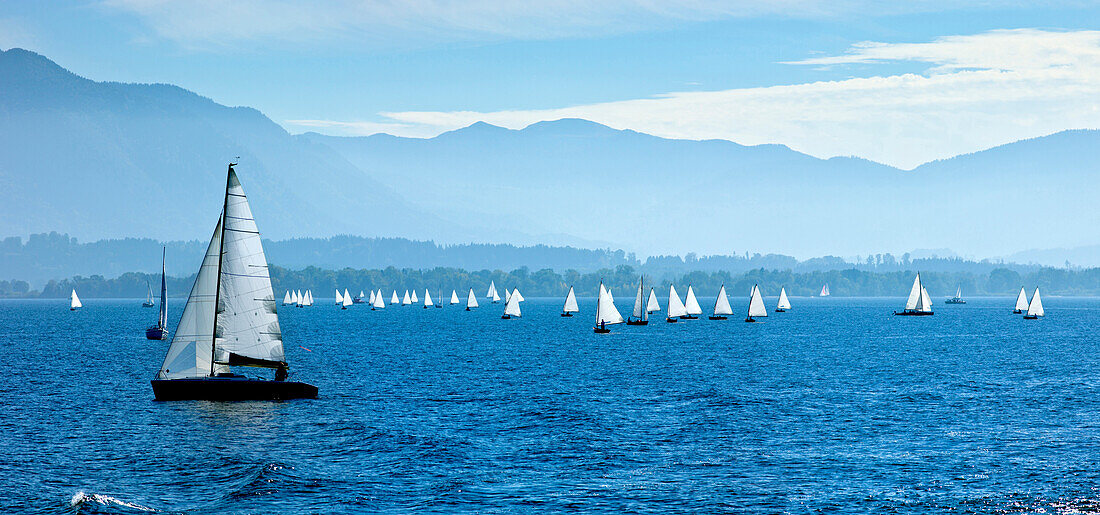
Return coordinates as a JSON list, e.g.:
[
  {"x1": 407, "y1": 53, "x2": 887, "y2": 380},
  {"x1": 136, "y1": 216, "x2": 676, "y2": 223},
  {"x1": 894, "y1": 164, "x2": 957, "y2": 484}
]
[{"x1": 2, "y1": 296, "x2": 1099, "y2": 513}]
